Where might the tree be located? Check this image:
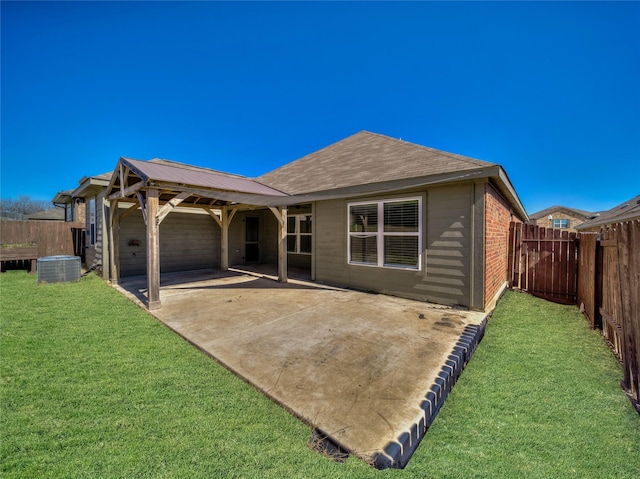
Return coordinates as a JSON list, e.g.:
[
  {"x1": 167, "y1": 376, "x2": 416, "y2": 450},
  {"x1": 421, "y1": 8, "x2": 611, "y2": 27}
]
[{"x1": 0, "y1": 195, "x2": 52, "y2": 220}]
